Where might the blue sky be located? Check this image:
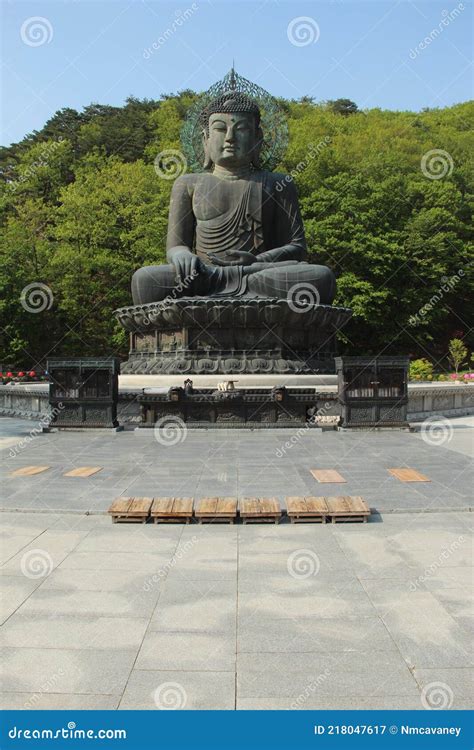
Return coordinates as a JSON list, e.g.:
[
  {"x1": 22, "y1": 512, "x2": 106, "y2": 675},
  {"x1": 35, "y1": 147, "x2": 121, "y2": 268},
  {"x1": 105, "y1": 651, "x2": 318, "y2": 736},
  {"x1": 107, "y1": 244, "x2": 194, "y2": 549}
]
[{"x1": 1, "y1": 0, "x2": 472, "y2": 146}]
